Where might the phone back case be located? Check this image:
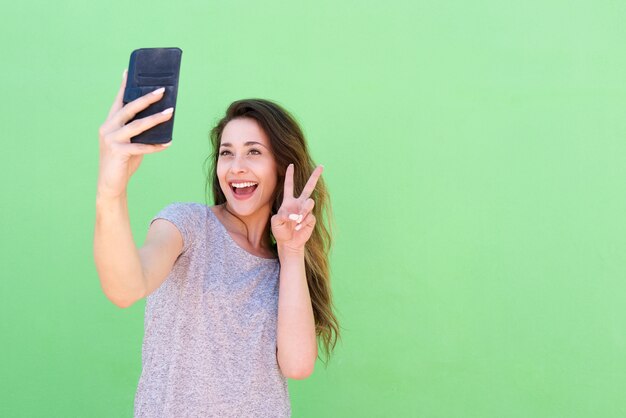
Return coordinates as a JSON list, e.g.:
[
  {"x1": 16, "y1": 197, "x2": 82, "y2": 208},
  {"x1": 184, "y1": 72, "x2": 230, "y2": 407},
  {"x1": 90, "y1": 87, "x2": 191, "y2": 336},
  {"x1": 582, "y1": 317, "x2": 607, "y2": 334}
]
[{"x1": 123, "y1": 47, "x2": 182, "y2": 144}]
